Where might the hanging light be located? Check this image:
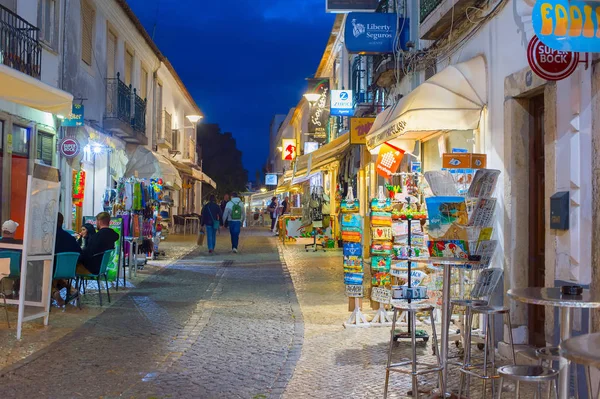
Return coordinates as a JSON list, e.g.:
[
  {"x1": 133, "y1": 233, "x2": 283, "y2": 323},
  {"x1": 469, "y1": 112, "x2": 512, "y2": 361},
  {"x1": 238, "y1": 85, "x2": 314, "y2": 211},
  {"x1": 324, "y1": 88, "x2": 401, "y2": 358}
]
[{"x1": 303, "y1": 93, "x2": 321, "y2": 103}]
